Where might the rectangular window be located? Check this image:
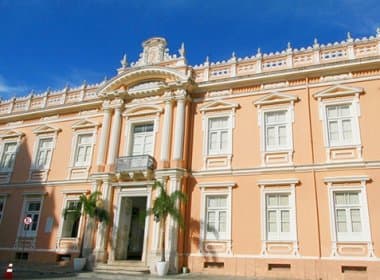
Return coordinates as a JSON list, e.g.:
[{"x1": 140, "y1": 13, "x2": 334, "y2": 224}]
[
  {"x1": 0, "y1": 142, "x2": 17, "y2": 170},
  {"x1": 333, "y1": 191, "x2": 364, "y2": 241},
  {"x1": 131, "y1": 123, "x2": 154, "y2": 156},
  {"x1": 266, "y1": 193, "x2": 292, "y2": 240},
  {"x1": 0, "y1": 197, "x2": 5, "y2": 223},
  {"x1": 205, "y1": 195, "x2": 228, "y2": 240},
  {"x1": 326, "y1": 104, "x2": 354, "y2": 146},
  {"x1": 264, "y1": 110, "x2": 289, "y2": 151},
  {"x1": 74, "y1": 134, "x2": 93, "y2": 167},
  {"x1": 208, "y1": 117, "x2": 229, "y2": 155},
  {"x1": 22, "y1": 200, "x2": 42, "y2": 237},
  {"x1": 34, "y1": 138, "x2": 53, "y2": 169},
  {"x1": 61, "y1": 200, "x2": 81, "y2": 238}
]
